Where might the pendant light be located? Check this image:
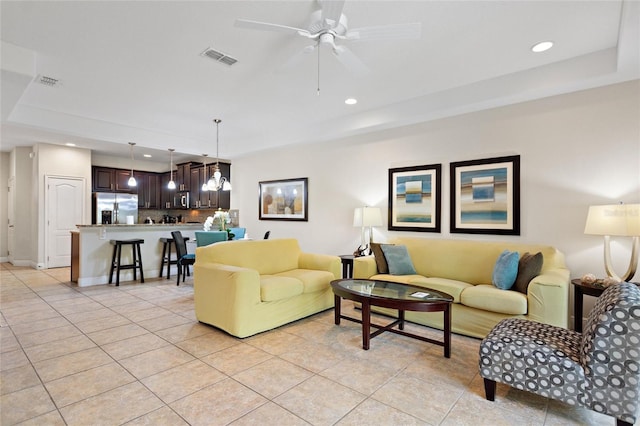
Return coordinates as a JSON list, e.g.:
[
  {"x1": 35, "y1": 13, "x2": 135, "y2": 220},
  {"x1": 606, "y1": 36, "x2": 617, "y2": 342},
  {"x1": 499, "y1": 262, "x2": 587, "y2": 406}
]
[
  {"x1": 167, "y1": 148, "x2": 176, "y2": 190},
  {"x1": 201, "y1": 154, "x2": 209, "y2": 192},
  {"x1": 127, "y1": 142, "x2": 137, "y2": 187},
  {"x1": 207, "y1": 118, "x2": 232, "y2": 191}
]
